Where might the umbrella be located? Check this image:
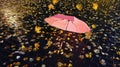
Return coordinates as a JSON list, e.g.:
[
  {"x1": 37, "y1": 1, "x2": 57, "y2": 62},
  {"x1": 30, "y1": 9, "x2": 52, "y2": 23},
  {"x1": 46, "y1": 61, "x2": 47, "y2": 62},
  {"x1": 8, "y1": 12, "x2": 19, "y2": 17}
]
[{"x1": 44, "y1": 14, "x2": 90, "y2": 33}]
